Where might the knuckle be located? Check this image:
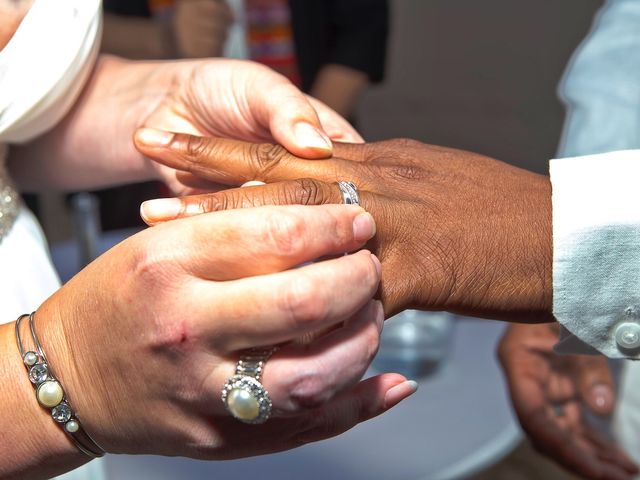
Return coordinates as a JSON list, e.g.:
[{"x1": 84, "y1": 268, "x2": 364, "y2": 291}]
[
  {"x1": 197, "y1": 194, "x2": 228, "y2": 213},
  {"x1": 384, "y1": 137, "x2": 424, "y2": 150},
  {"x1": 262, "y1": 210, "x2": 307, "y2": 255},
  {"x1": 287, "y1": 367, "x2": 332, "y2": 411},
  {"x1": 279, "y1": 275, "x2": 328, "y2": 328},
  {"x1": 288, "y1": 178, "x2": 328, "y2": 205},
  {"x1": 184, "y1": 135, "x2": 213, "y2": 164},
  {"x1": 250, "y1": 143, "x2": 288, "y2": 176}
]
